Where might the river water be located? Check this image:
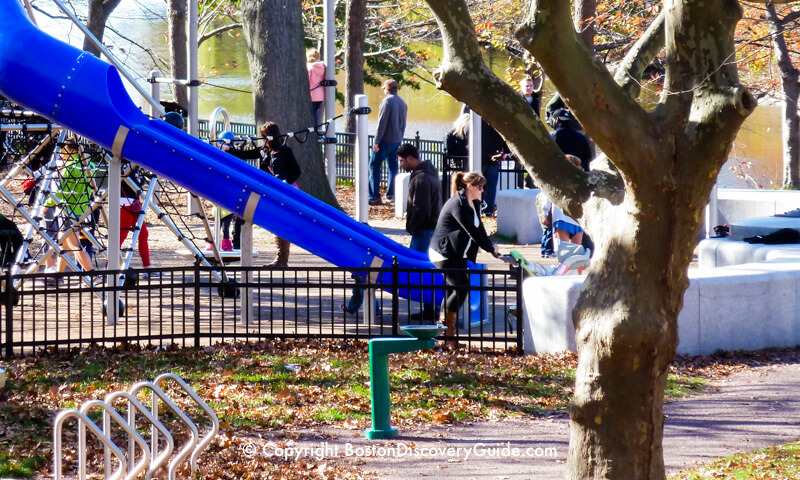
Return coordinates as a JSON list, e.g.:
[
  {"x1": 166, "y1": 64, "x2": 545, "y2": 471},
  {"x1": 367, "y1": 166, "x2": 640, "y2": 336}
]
[{"x1": 34, "y1": 0, "x2": 783, "y2": 189}]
